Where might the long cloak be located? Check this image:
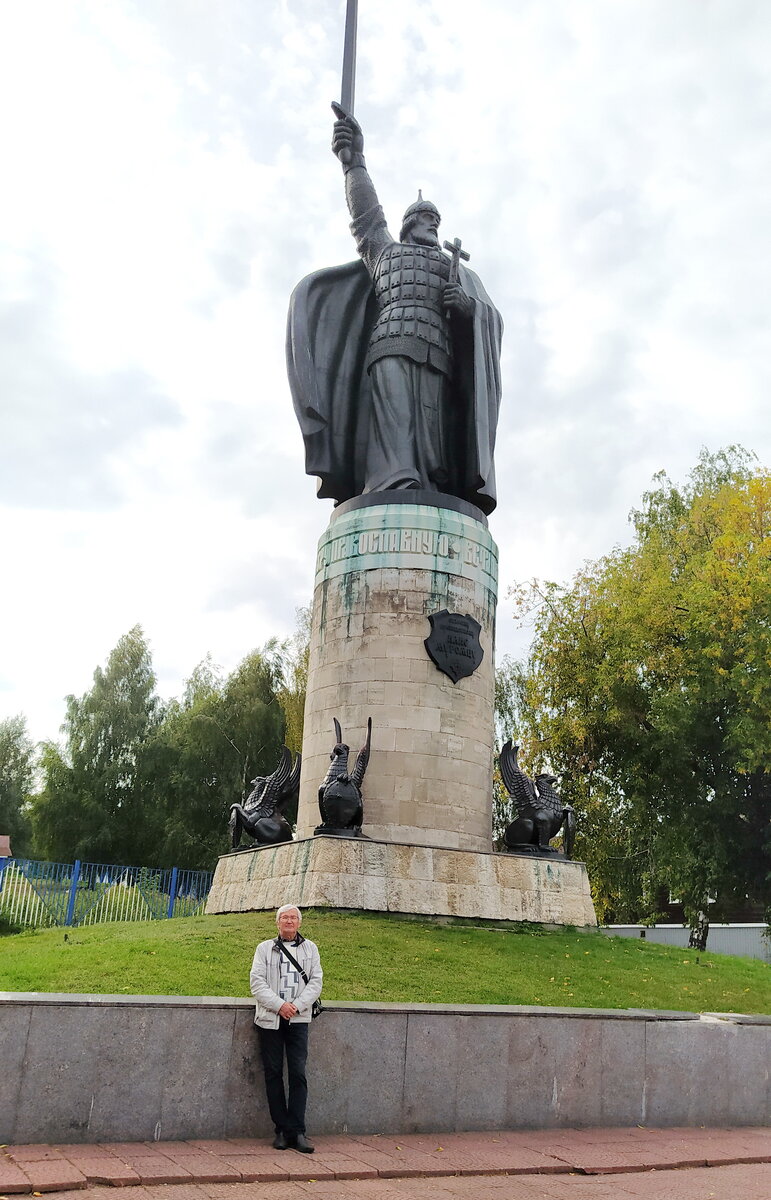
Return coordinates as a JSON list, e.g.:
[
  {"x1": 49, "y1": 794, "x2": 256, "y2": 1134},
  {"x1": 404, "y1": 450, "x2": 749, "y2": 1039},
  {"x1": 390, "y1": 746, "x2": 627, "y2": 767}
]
[{"x1": 286, "y1": 258, "x2": 503, "y2": 515}]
